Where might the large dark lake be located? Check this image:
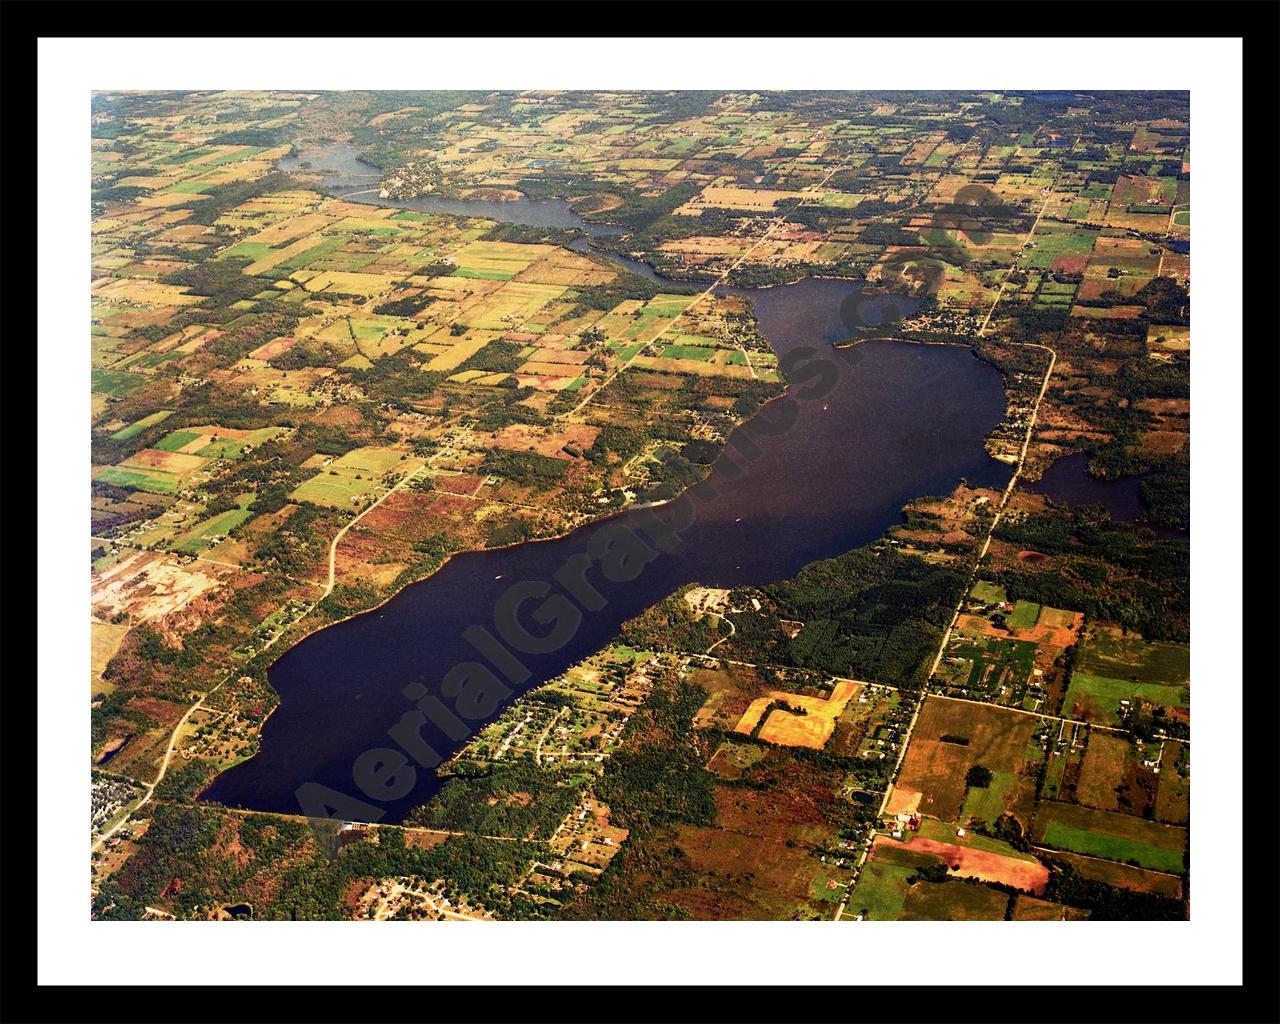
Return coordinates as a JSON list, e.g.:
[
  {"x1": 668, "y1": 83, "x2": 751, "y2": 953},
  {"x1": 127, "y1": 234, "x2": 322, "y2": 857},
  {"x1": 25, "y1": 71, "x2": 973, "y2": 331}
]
[{"x1": 200, "y1": 153, "x2": 1013, "y2": 822}]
